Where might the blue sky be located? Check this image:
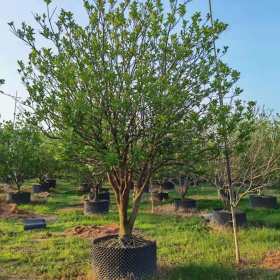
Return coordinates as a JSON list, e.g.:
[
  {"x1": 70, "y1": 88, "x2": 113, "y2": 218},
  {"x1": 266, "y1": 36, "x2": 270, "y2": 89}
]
[{"x1": 0, "y1": 0, "x2": 279, "y2": 120}]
